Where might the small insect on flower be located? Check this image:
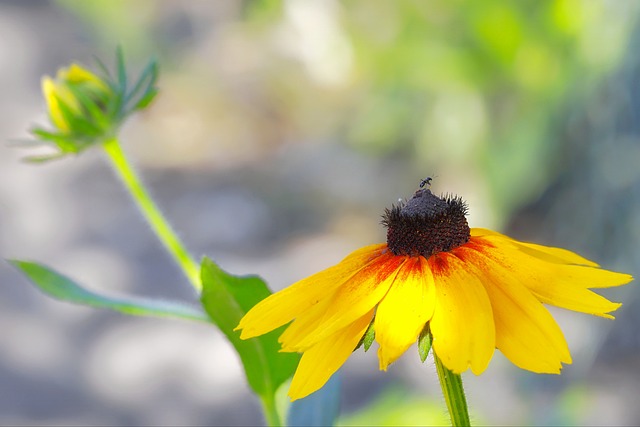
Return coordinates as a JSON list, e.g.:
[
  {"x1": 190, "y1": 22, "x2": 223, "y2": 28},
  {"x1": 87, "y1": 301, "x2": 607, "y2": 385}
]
[
  {"x1": 236, "y1": 180, "x2": 633, "y2": 400},
  {"x1": 419, "y1": 176, "x2": 433, "y2": 188}
]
